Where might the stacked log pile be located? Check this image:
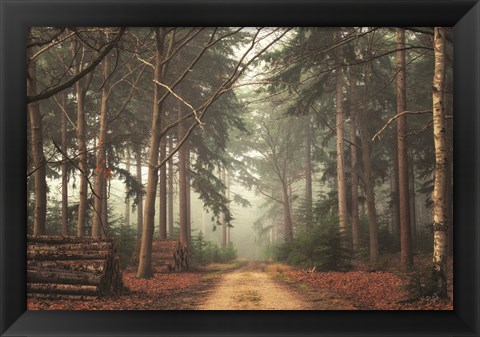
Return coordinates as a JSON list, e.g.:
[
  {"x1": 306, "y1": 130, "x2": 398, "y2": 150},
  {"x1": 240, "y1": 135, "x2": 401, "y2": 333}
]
[
  {"x1": 130, "y1": 239, "x2": 189, "y2": 273},
  {"x1": 27, "y1": 235, "x2": 125, "y2": 300}
]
